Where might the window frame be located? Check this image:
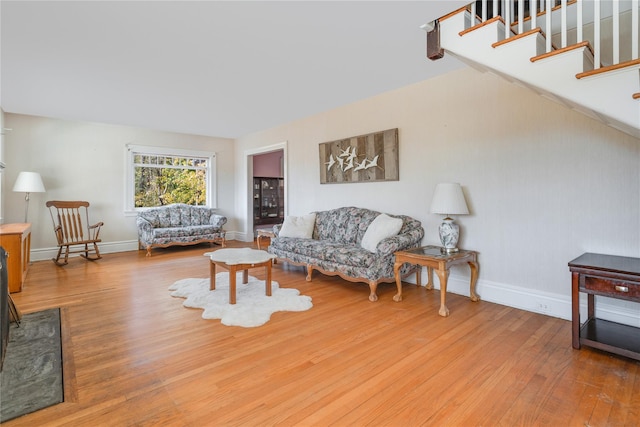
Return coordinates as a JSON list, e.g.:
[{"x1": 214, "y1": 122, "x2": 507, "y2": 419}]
[{"x1": 124, "y1": 144, "x2": 217, "y2": 215}]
